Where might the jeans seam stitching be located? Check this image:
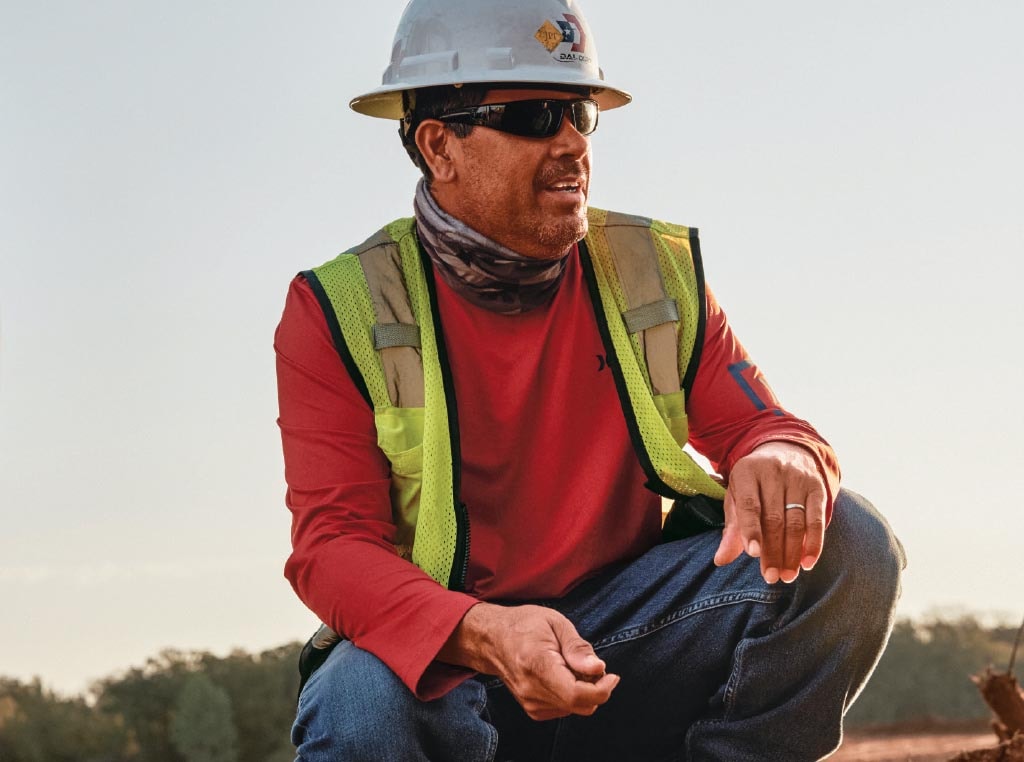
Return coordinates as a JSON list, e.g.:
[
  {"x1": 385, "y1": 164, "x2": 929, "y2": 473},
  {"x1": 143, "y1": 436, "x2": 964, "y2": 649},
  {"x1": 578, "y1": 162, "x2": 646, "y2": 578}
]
[
  {"x1": 722, "y1": 637, "x2": 749, "y2": 716},
  {"x1": 589, "y1": 589, "x2": 782, "y2": 650}
]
